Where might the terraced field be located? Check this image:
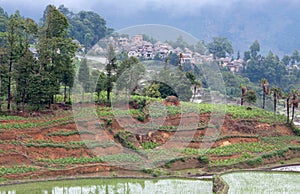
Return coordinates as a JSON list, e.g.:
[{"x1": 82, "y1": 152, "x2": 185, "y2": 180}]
[{"x1": 0, "y1": 99, "x2": 299, "y2": 181}]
